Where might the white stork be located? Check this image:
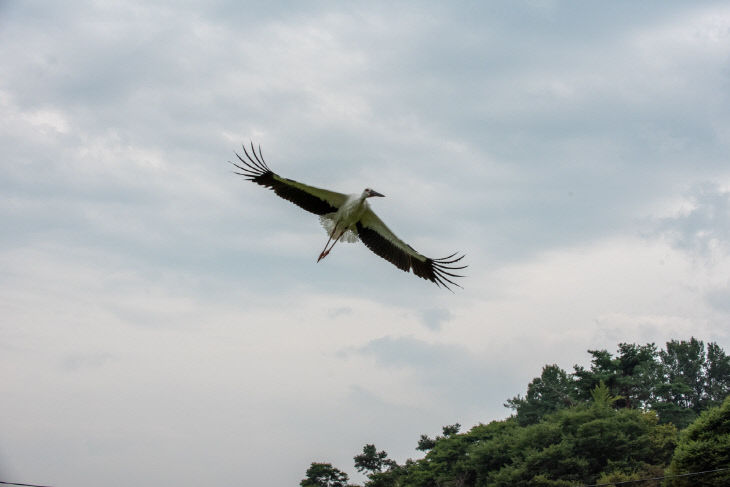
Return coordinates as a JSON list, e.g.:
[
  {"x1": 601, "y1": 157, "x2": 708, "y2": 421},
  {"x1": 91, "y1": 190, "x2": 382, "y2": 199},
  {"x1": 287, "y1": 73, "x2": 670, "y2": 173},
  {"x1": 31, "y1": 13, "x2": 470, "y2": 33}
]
[{"x1": 231, "y1": 143, "x2": 467, "y2": 291}]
